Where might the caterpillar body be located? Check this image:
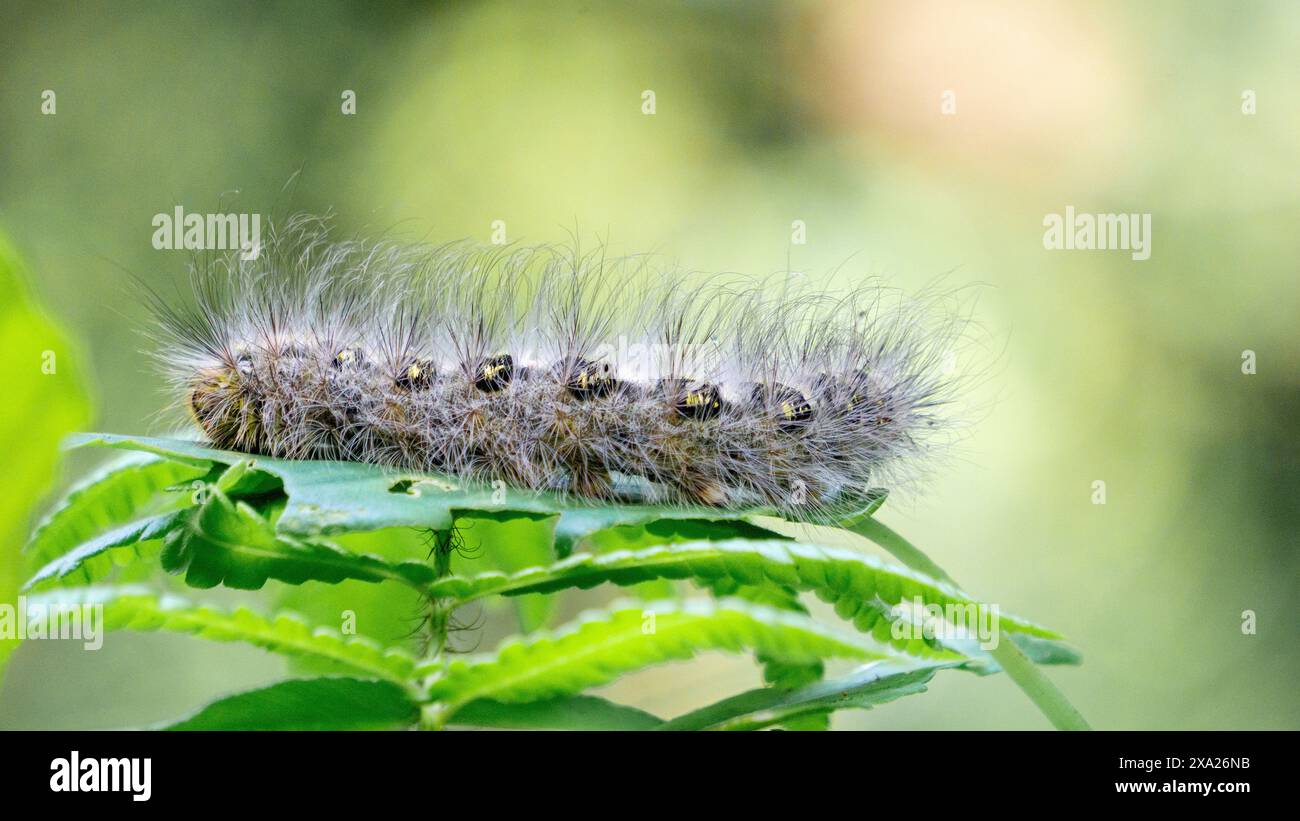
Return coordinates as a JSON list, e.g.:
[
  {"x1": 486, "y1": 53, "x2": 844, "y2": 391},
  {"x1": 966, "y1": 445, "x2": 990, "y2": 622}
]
[{"x1": 145, "y1": 217, "x2": 971, "y2": 521}]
